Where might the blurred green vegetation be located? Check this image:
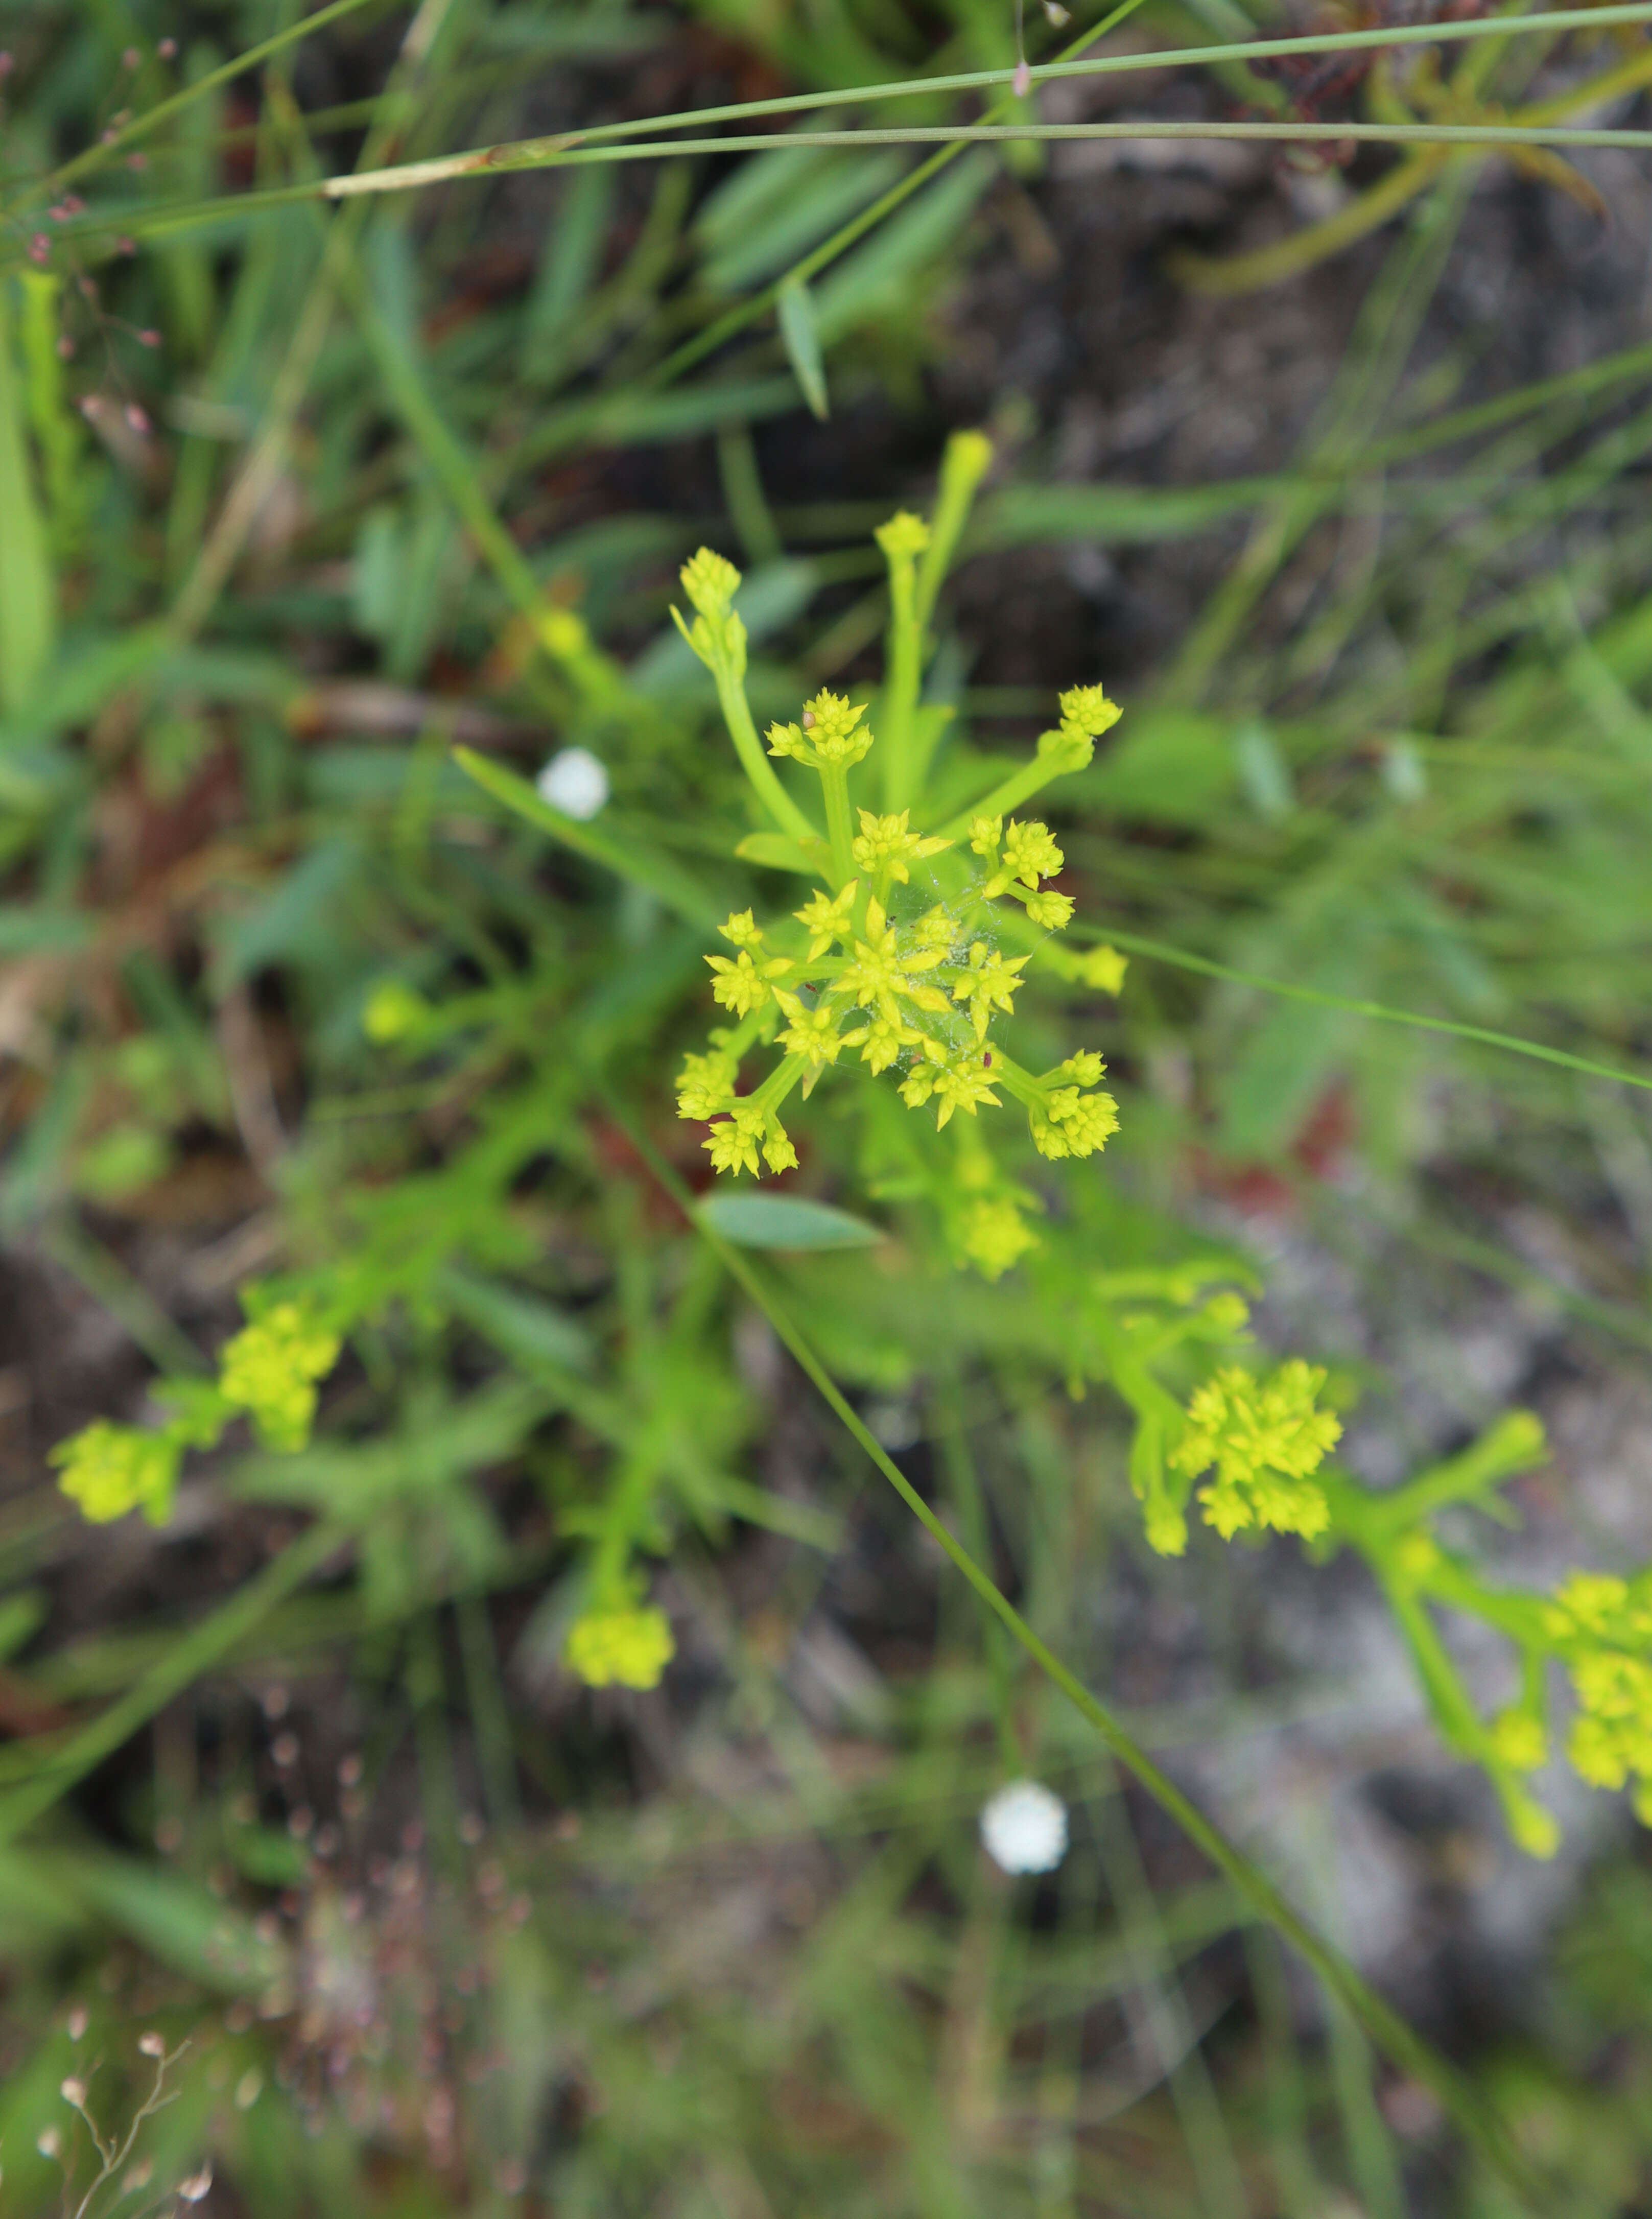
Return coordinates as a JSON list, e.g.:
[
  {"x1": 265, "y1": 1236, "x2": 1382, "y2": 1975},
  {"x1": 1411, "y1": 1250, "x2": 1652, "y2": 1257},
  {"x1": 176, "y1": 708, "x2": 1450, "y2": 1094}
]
[{"x1": 5, "y1": 0, "x2": 1652, "y2": 2211}]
